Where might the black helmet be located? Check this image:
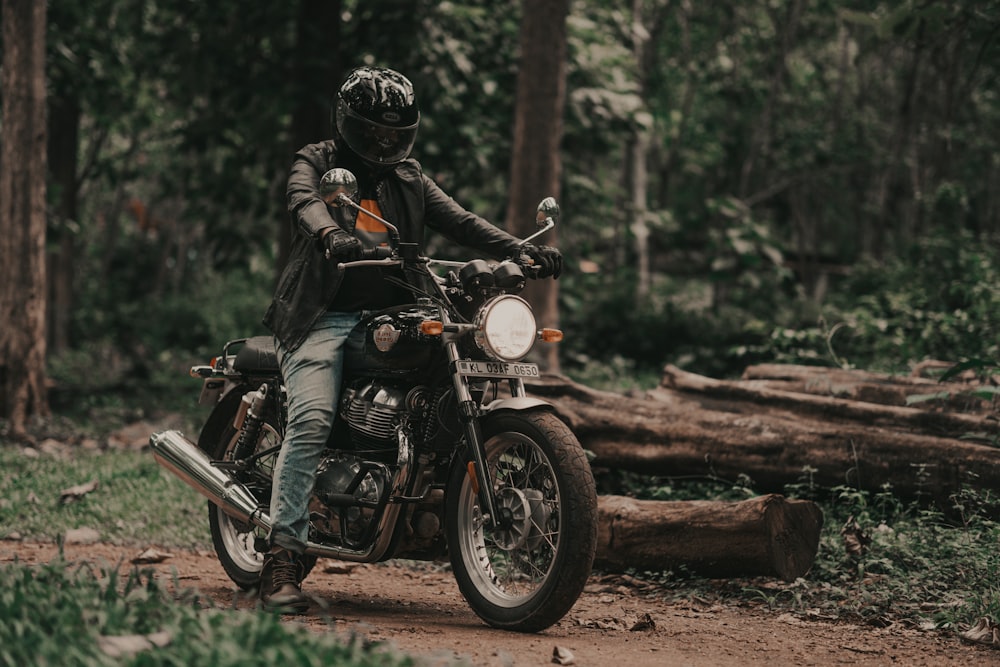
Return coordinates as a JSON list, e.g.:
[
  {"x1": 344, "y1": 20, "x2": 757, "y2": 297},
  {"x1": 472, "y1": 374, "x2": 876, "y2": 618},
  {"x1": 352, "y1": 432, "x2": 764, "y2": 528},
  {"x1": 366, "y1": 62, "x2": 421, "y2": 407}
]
[{"x1": 335, "y1": 66, "x2": 420, "y2": 166}]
